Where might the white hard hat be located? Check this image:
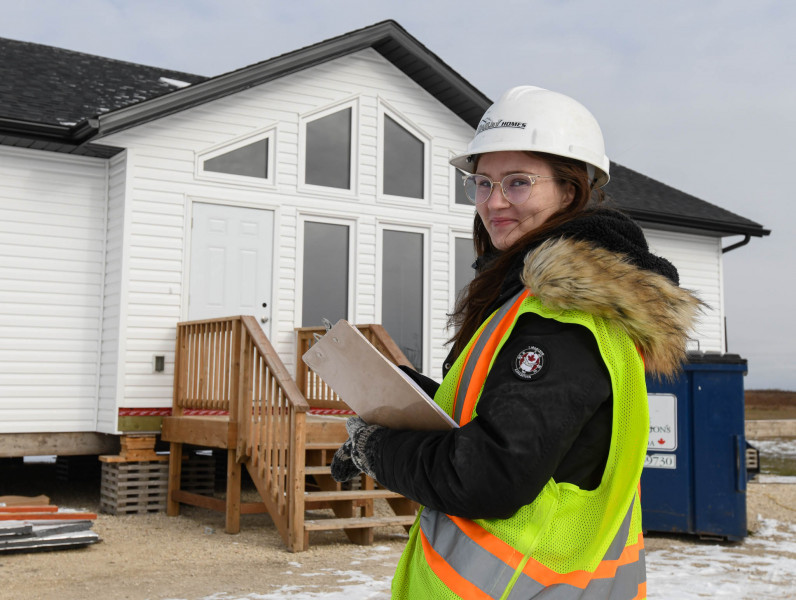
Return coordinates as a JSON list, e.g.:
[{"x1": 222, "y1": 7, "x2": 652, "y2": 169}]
[{"x1": 450, "y1": 86, "x2": 610, "y2": 187}]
